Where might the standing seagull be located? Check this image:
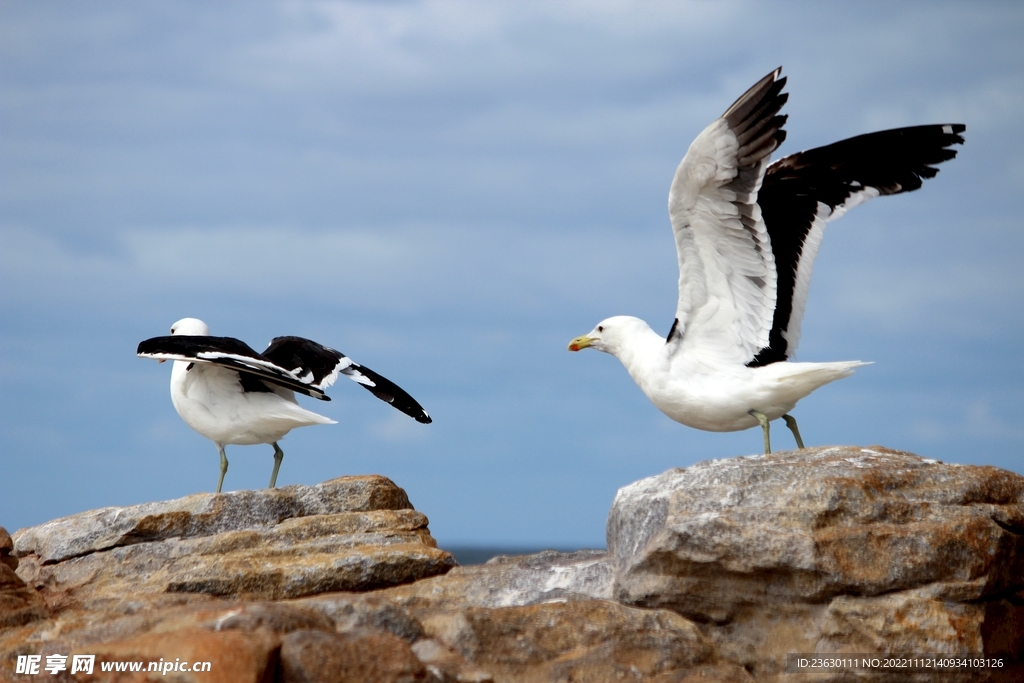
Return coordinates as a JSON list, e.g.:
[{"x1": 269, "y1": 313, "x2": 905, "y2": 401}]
[
  {"x1": 568, "y1": 68, "x2": 964, "y2": 454},
  {"x1": 138, "y1": 318, "x2": 431, "y2": 492}
]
